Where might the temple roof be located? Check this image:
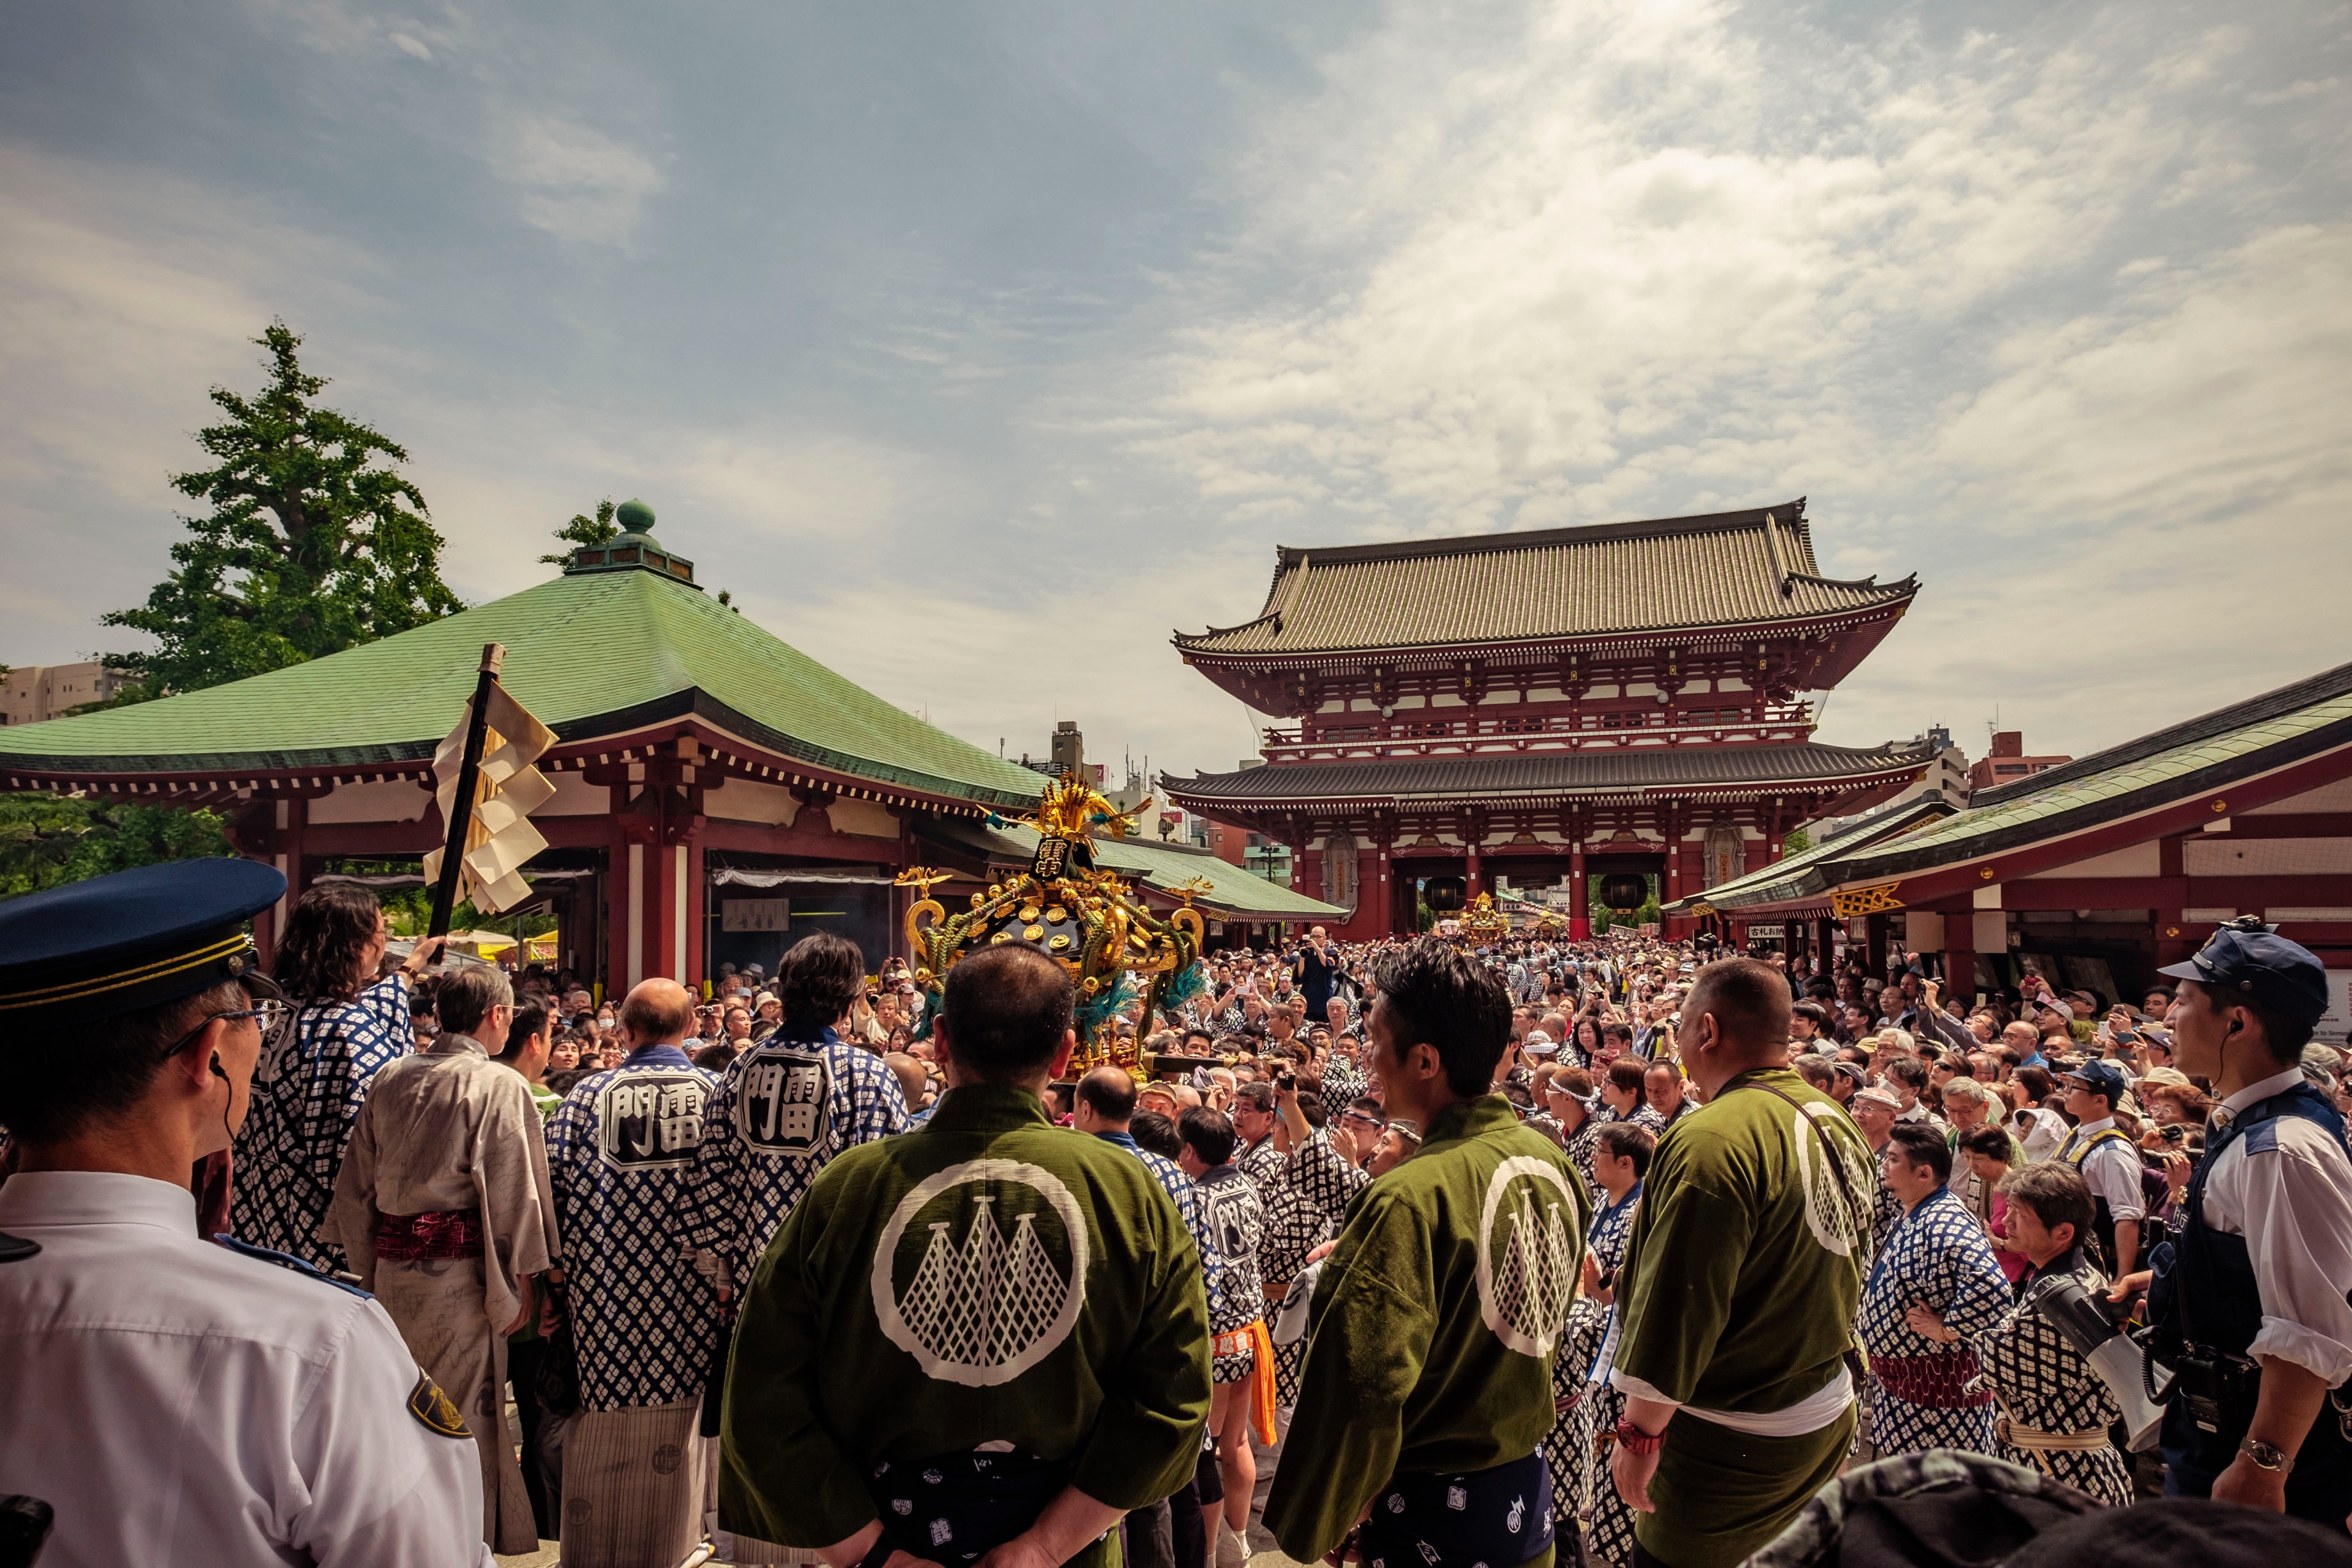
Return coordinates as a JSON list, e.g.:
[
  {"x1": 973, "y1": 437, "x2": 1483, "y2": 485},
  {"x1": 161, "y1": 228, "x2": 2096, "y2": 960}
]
[
  {"x1": 1667, "y1": 659, "x2": 2352, "y2": 913},
  {"x1": 1161, "y1": 739, "x2": 1936, "y2": 808},
  {"x1": 0, "y1": 561, "x2": 1048, "y2": 809},
  {"x1": 1173, "y1": 499, "x2": 1916, "y2": 660}
]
